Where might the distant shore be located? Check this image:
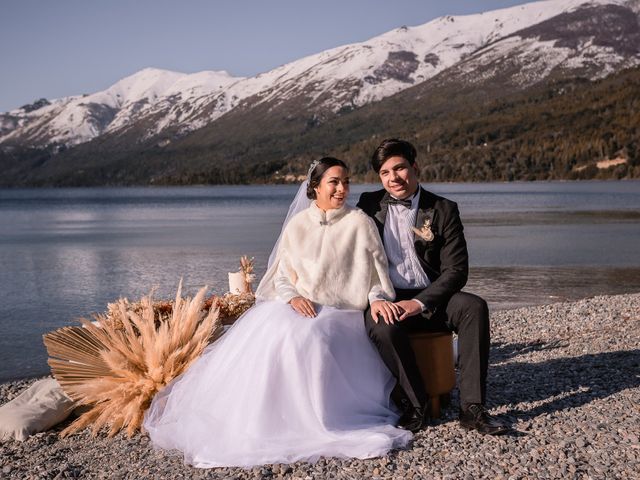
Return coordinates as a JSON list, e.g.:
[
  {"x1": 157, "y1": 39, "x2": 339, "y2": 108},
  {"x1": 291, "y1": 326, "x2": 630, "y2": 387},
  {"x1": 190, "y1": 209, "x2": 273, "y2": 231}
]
[
  {"x1": 2, "y1": 177, "x2": 639, "y2": 189},
  {"x1": 1, "y1": 292, "x2": 639, "y2": 479}
]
